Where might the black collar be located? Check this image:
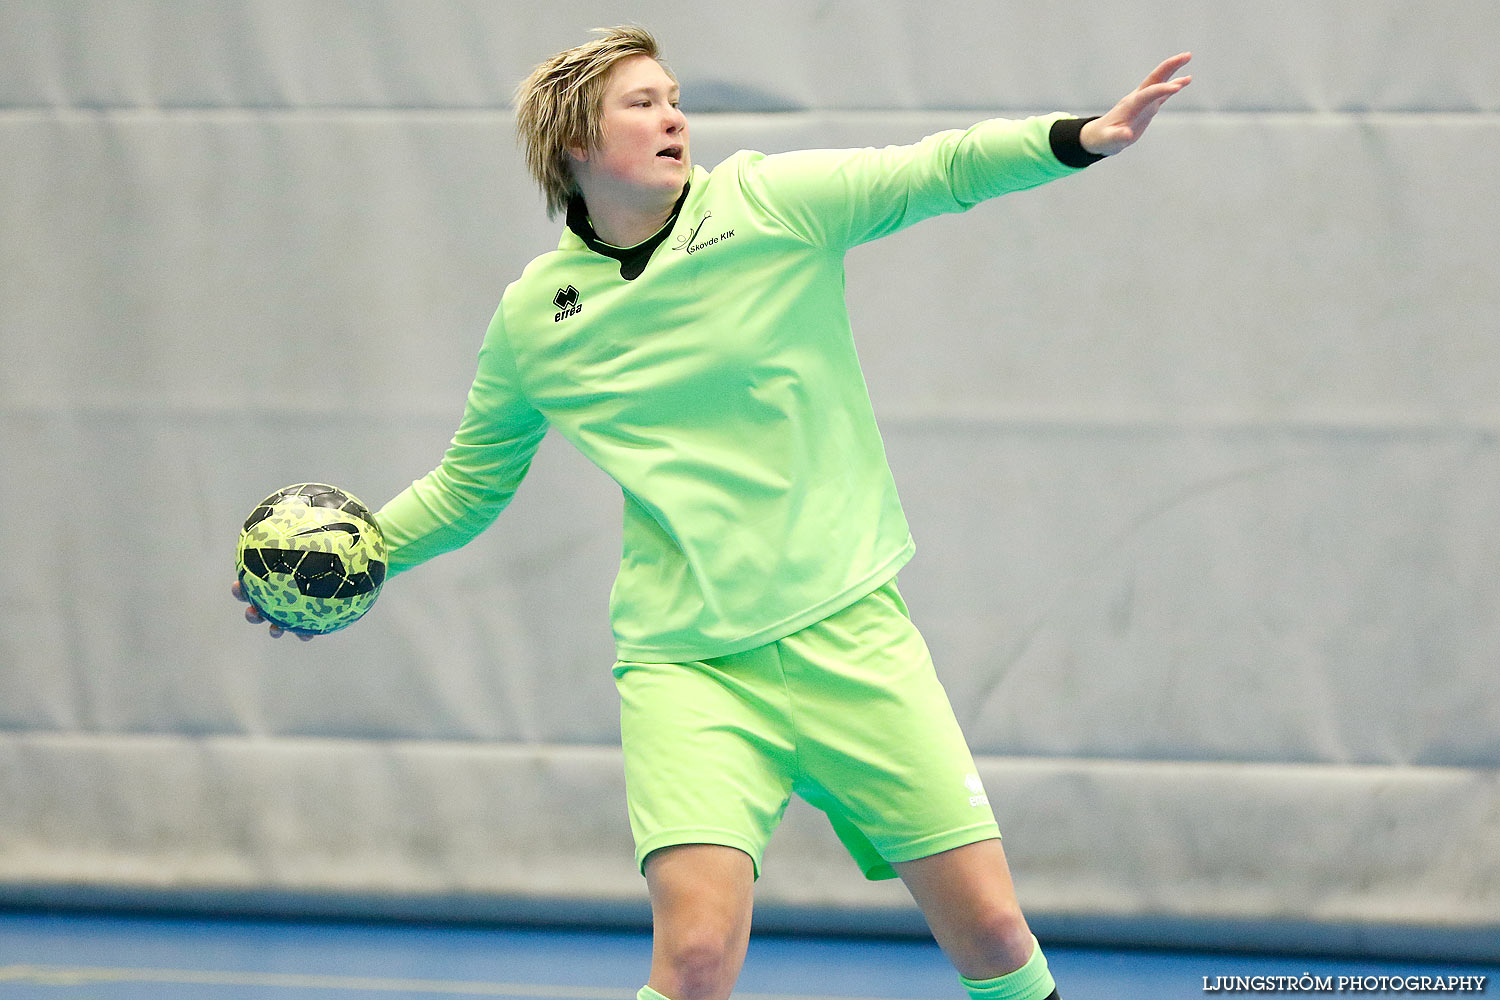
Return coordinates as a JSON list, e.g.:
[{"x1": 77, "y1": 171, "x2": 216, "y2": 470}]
[{"x1": 565, "y1": 183, "x2": 691, "y2": 281}]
